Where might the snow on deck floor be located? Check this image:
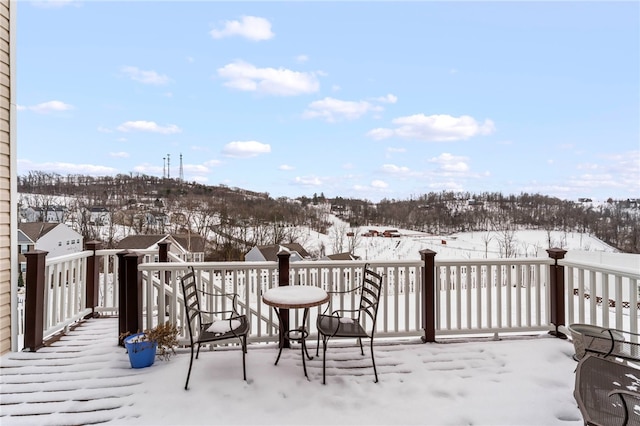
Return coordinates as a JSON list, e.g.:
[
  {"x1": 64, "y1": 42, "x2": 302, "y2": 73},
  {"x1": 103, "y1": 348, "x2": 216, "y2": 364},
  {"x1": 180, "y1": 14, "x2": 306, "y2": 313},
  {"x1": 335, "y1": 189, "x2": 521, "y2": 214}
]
[{"x1": 1, "y1": 318, "x2": 584, "y2": 425}]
